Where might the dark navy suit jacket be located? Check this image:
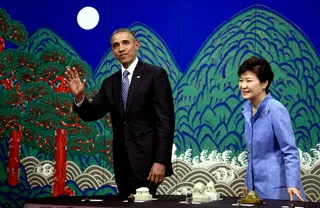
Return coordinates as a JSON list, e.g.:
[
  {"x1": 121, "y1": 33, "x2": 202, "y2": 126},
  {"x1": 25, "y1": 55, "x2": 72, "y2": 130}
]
[{"x1": 73, "y1": 60, "x2": 175, "y2": 180}]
